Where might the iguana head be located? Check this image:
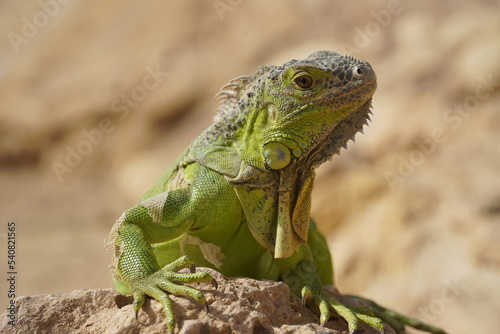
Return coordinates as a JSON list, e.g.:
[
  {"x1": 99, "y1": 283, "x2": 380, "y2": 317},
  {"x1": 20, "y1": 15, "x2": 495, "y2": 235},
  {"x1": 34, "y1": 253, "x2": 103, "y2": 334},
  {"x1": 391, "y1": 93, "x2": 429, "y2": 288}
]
[
  {"x1": 234, "y1": 50, "x2": 377, "y2": 171},
  {"x1": 193, "y1": 51, "x2": 377, "y2": 258}
]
